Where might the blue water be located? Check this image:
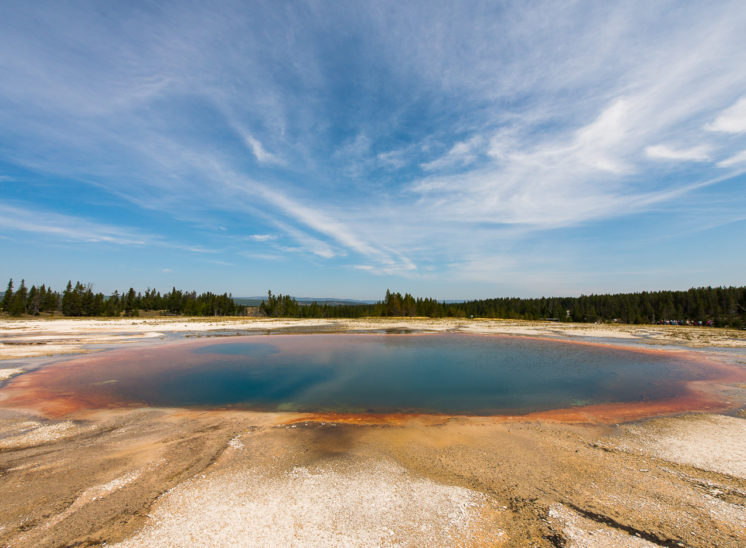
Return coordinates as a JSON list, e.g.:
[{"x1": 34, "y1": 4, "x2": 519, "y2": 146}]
[{"x1": 95, "y1": 334, "x2": 705, "y2": 414}]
